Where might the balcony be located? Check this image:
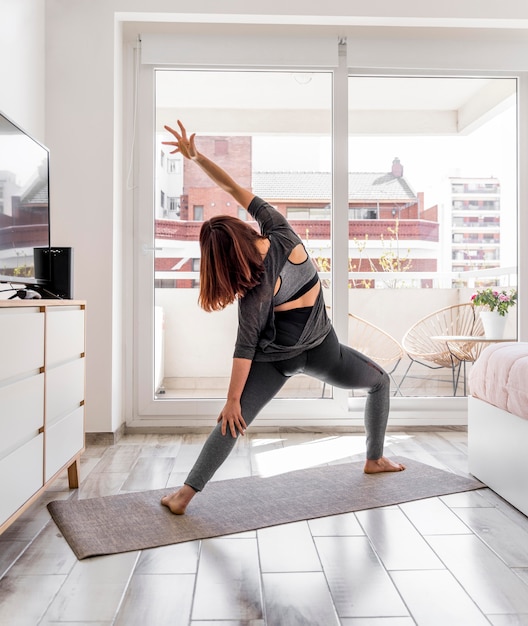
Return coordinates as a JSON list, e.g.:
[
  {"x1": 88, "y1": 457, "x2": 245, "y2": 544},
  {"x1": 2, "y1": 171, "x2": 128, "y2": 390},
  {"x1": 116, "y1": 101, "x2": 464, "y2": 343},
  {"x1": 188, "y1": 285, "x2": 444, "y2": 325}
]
[{"x1": 154, "y1": 268, "x2": 517, "y2": 400}]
